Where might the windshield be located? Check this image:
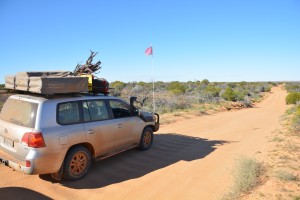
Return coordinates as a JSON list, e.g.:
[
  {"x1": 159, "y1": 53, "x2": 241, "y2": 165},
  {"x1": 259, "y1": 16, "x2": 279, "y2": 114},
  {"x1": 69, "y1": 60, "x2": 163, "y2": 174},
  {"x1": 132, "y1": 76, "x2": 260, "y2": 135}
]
[{"x1": 0, "y1": 98, "x2": 38, "y2": 128}]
